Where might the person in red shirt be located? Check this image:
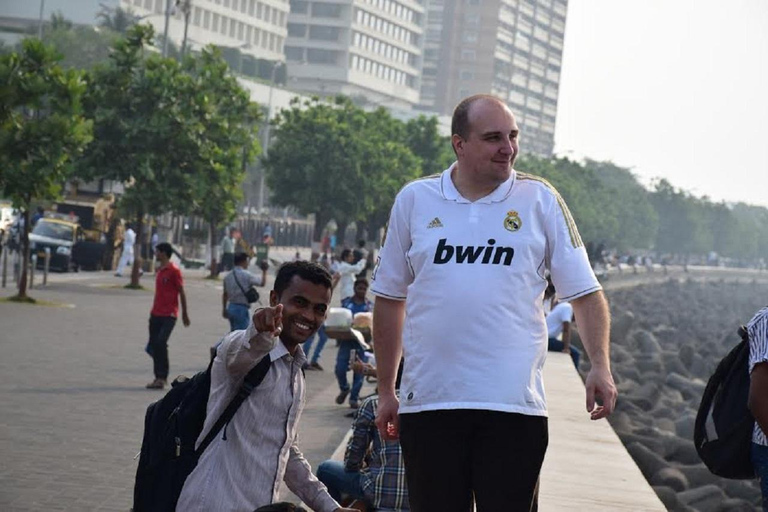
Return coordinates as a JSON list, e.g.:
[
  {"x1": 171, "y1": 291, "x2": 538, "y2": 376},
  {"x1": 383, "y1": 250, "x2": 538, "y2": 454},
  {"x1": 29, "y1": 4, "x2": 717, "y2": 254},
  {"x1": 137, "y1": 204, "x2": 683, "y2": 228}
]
[{"x1": 146, "y1": 242, "x2": 190, "y2": 389}]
